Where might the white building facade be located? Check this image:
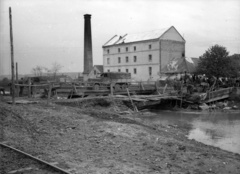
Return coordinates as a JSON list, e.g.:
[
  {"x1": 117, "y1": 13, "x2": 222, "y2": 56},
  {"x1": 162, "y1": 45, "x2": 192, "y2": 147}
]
[{"x1": 102, "y1": 26, "x2": 185, "y2": 81}]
